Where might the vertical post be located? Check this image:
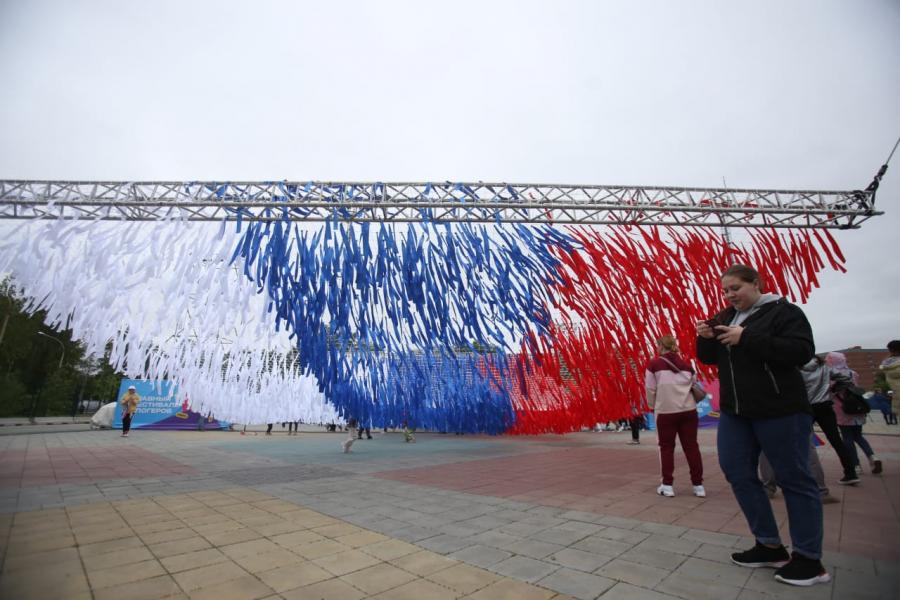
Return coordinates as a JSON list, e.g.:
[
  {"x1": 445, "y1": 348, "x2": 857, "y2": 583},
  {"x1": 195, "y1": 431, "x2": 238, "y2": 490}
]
[
  {"x1": 34, "y1": 332, "x2": 65, "y2": 422},
  {"x1": 73, "y1": 372, "x2": 88, "y2": 421},
  {"x1": 0, "y1": 313, "x2": 9, "y2": 346},
  {"x1": 29, "y1": 389, "x2": 40, "y2": 424}
]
